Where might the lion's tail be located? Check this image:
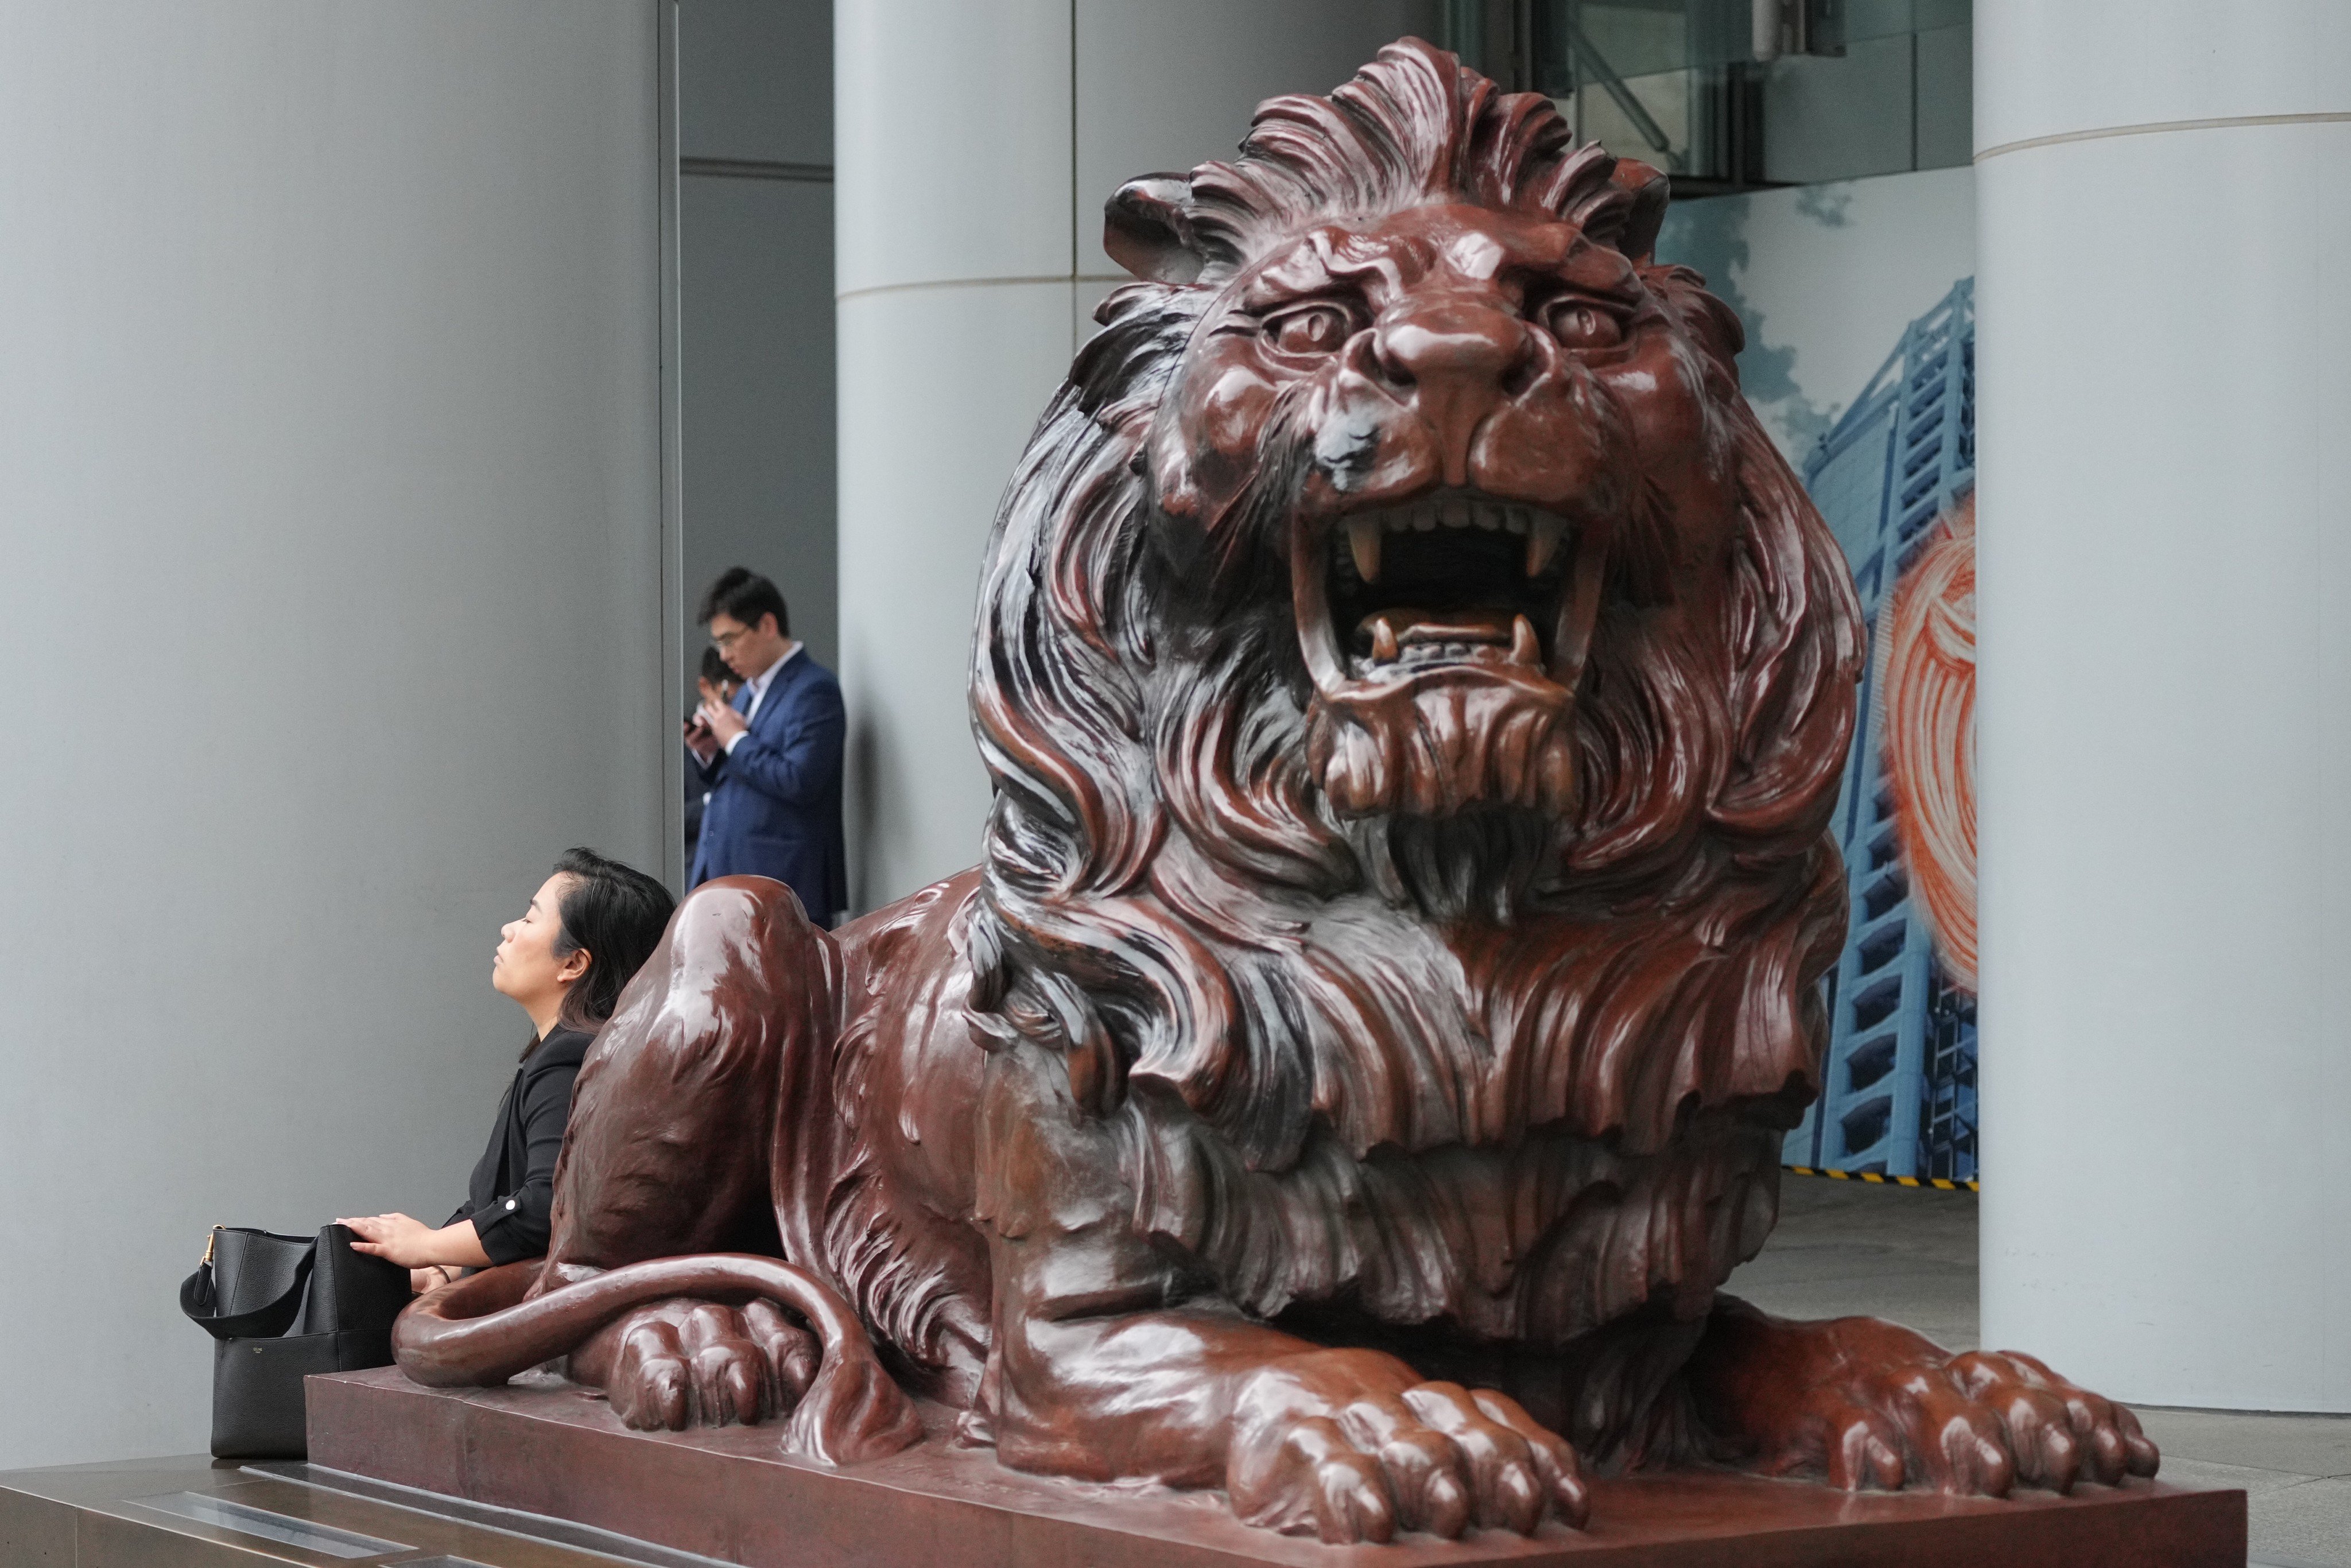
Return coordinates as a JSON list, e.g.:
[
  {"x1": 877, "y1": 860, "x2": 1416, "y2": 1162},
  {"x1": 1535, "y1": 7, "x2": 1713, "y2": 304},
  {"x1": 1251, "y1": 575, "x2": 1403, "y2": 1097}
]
[{"x1": 391, "y1": 1253, "x2": 923, "y2": 1465}]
